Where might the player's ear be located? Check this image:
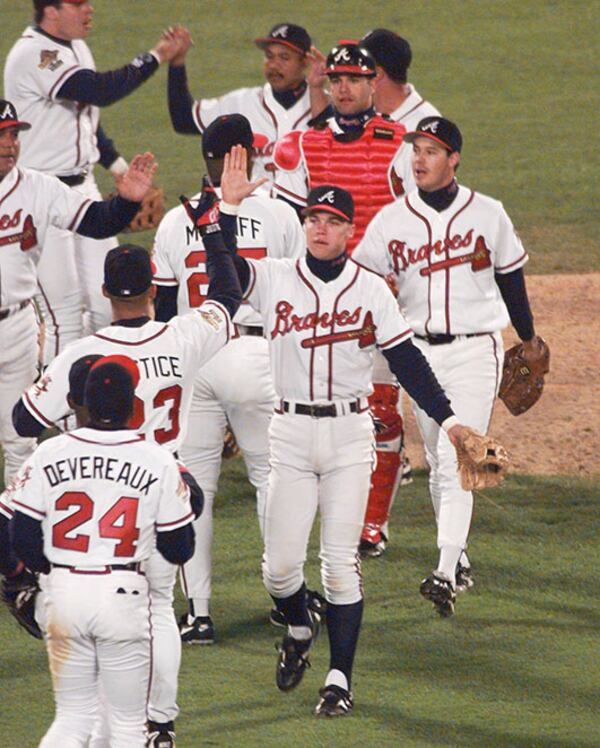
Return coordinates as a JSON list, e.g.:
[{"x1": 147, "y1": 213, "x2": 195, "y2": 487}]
[
  {"x1": 149, "y1": 284, "x2": 157, "y2": 300},
  {"x1": 449, "y1": 151, "x2": 461, "y2": 172},
  {"x1": 347, "y1": 222, "x2": 355, "y2": 239},
  {"x1": 101, "y1": 284, "x2": 109, "y2": 299}
]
